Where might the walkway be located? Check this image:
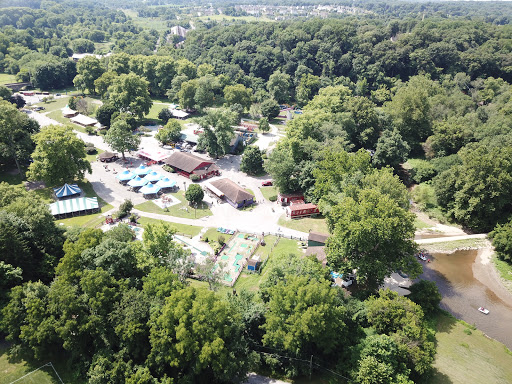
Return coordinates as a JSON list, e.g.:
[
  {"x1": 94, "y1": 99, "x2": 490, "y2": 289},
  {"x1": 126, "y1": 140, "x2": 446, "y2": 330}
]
[{"x1": 416, "y1": 233, "x2": 487, "y2": 244}]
